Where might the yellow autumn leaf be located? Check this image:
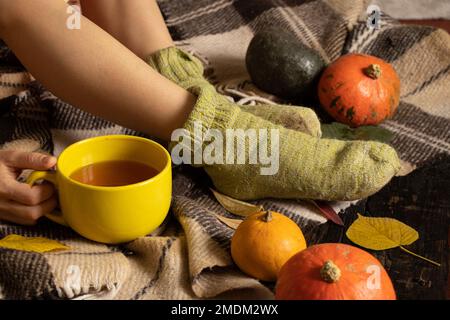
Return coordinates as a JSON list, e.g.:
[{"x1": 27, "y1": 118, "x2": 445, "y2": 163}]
[
  {"x1": 346, "y1": 214, "x2": 440, "y2": 267},
  {"x1": 346, "y1": 214, "x2": 418, "y2": 250},
  {"x1": 0, "y1": 235, "x2": 70, "y2": 253}
]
